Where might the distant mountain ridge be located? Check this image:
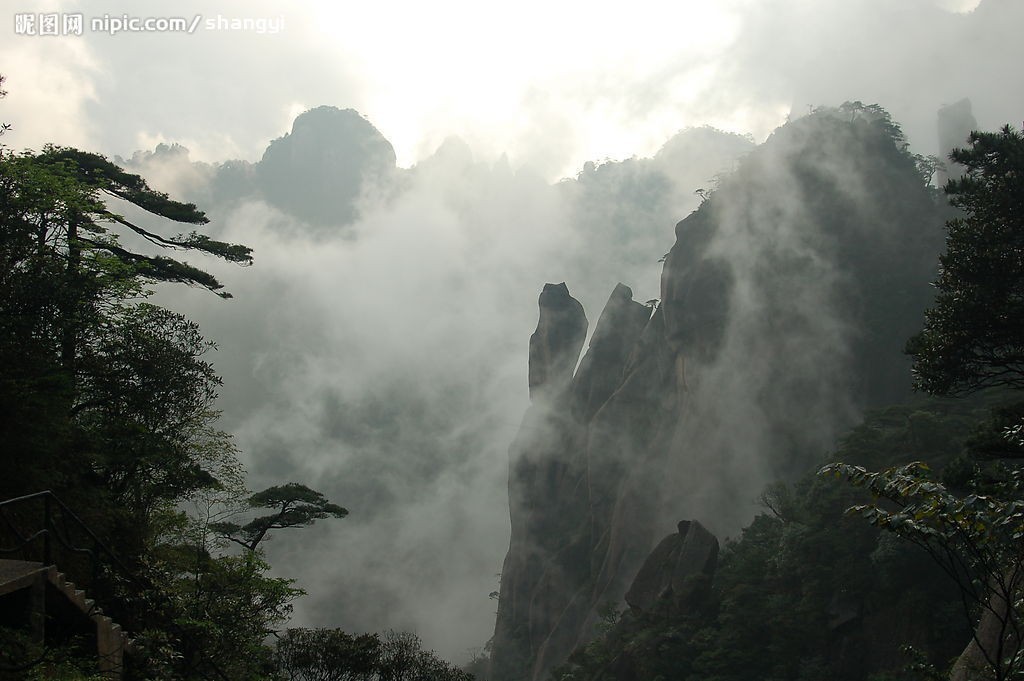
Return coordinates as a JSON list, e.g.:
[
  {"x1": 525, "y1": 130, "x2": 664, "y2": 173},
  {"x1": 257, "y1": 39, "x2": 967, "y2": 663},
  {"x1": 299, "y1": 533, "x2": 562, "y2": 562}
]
[{"x1": 121, "y1": 106, "x2": 398, "y2": 230}]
